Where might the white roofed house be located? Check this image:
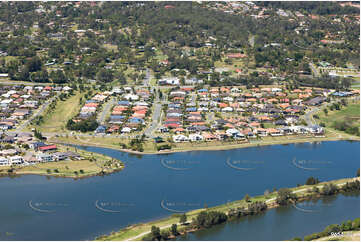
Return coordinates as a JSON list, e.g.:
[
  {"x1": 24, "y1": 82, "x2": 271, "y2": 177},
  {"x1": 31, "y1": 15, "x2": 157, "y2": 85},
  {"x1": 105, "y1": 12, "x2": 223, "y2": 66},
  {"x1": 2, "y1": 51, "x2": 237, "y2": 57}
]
[
  {"x1": 173, "y1": 134, "x2": 189, "y2": 143},
  {"x1": 121, "y1": 127, "x2": 131, "y2": 133},
  {"x1": 226, "y1": 129, "x2": 246, "y2": 140},
  {"x1": 189, "y1": 133, "x2": 204, "y2": 142},
  {"x1": 307, "y1": 125, "x2": 324, "y2": 135},
  {"x1": 123, "y1": 94, "x2": 139, "y2": 101},
  {"x1": 222, "y1": 107, "x2": 233, "y2": 112},
  {"x1": 63, "y1": 86, "x2": 73, "y2": 92},
  {"x1": 289, "y1": 125, "x2": 308, "y2": 134},
  {"x1": 36, "y1": 153, "x2": 54, "y2": 162},
  {"x1": 112, "y1": 87, "x2": 124, "y2": 94},
  {"x1": 9, "y1": 156, "x2": 24, "y2": 165},
  {"x1": 184, "y1": 78, "x2": 203, "y2": 85},
  {"x1": 52, "y1": 152, "x2": 68, "y2": 161},
  {"x1": 0, "y1": 157, "x2": 9, "y2": 166},
  {"x1": 231, "y1": 87, "x2": 240, "y2": 93}
]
